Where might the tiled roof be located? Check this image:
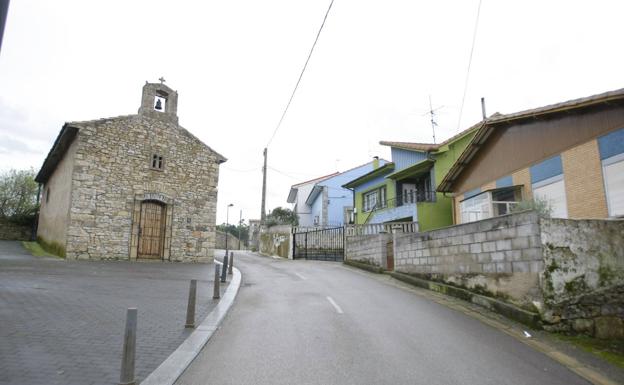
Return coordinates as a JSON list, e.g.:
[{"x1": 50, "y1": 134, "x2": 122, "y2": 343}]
[{"x1": 437, "y1": 87, "x2": 624, "y2": 193}]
